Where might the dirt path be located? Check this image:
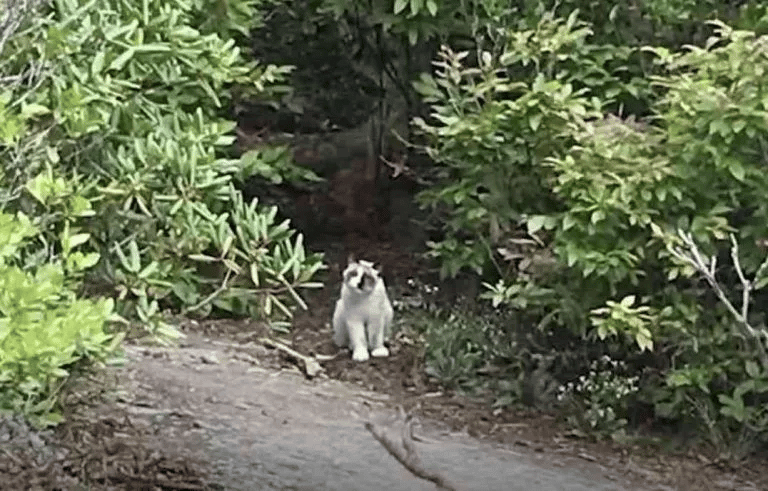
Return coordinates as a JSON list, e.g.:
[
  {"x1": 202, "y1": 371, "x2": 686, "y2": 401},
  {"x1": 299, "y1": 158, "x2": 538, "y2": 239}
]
[{"x1": 116, "y1": 332, "x2": 637, "y2": 491}]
